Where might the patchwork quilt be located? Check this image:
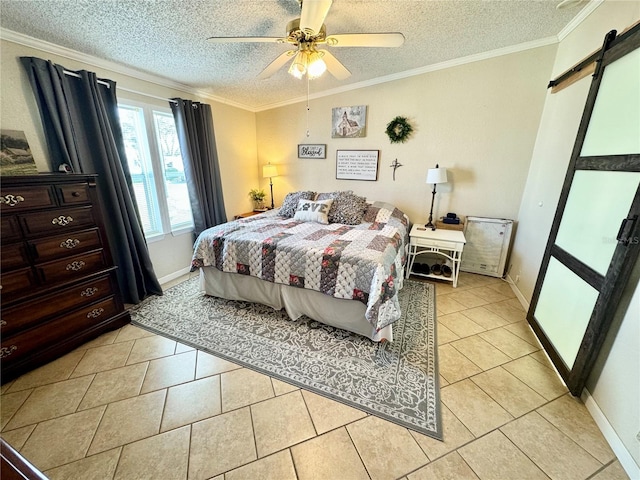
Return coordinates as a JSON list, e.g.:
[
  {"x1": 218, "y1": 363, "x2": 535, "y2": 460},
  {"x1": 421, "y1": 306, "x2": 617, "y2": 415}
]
[{"x1": 191, "y1": 202, "x2": 410, "y2": 331}]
